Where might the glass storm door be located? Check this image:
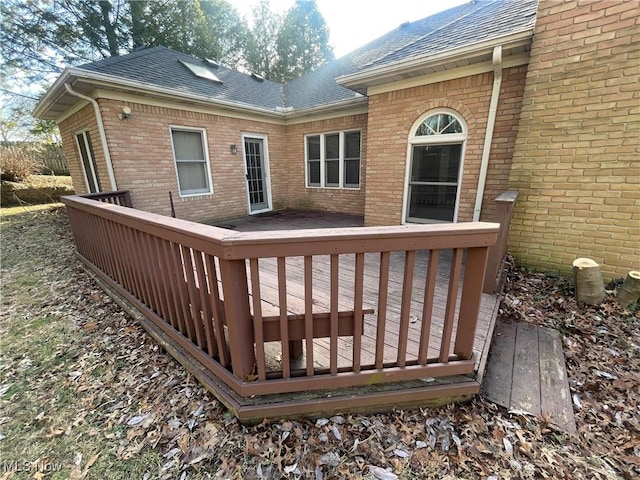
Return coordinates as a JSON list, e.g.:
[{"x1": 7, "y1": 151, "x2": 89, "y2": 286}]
[
  {"x1": 244, "y1": 138, "x2": 269, "y2": 213},
  {"x1": 406, "y1": 143, "x2": 462, "y2": 223}
]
